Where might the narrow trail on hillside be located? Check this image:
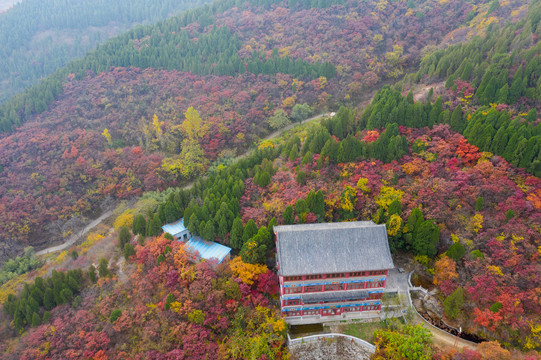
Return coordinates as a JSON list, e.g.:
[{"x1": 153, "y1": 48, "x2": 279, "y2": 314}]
[
  {"x1": 263, "y1": 112, "x2": 331, "y2": 141},
  {"x1": 179, "y1": 111, "x2": 332, "y2": 192},
  {"x1": 35, "y1": 113, "x2": 331, "y2": 255},
  {"x1": 35, "y1": 80, "x2": 436, "y2": 256},
  {"x1": 36, "y1": 210, "x2": 113, "y2": 256}
]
